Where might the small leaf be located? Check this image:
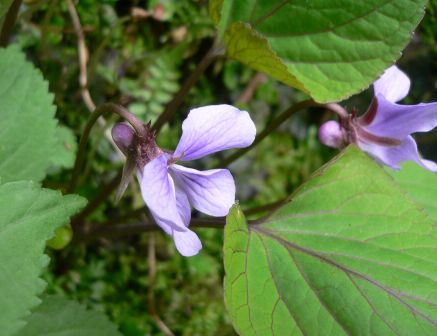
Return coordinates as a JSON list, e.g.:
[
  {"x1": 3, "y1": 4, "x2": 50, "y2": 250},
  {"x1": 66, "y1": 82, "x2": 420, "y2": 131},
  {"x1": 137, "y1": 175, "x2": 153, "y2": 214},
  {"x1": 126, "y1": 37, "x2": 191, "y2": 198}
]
[
  {"x1": 215, "y1": 0, "x2": 427, "y2": 102},
  {"x1": 224, "y1": 146, "x2": 437, "y2": 335},
  {"x1": 0, "y1": 46, "x2": 57, "y2": 182},
  {"x1": 19, "y1": 296, "x2": 121, "y2": 336},
  {"x1": 387, "y1": 161, "x2": 437, "y2": 221},
  {"x1": 0, "y1": 181, "x2": 86, "y2": 335}
]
